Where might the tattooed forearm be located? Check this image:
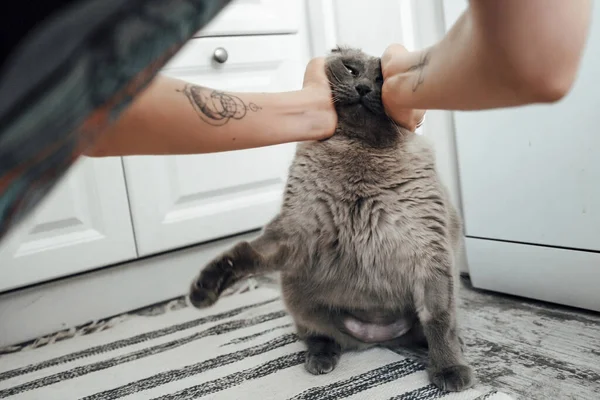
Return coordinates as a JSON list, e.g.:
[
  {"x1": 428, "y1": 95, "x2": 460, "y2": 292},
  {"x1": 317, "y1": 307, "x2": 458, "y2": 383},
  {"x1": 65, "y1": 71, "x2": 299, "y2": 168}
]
[
  {"x1": 178, "y1": 84, "x2": 262, "y2": 126},
  {"x1": 407, "y1": 50, "x2": 430, "y2": 92}
]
